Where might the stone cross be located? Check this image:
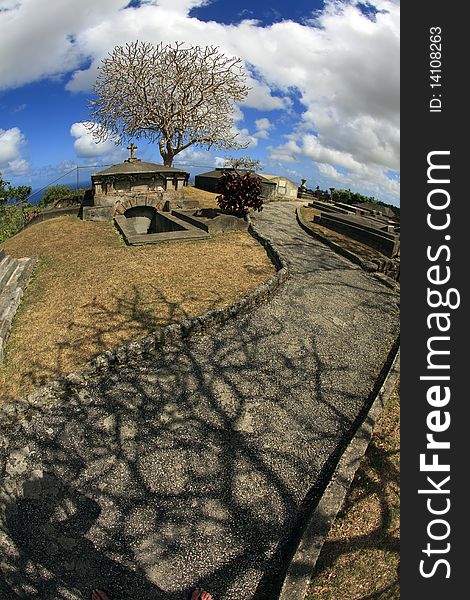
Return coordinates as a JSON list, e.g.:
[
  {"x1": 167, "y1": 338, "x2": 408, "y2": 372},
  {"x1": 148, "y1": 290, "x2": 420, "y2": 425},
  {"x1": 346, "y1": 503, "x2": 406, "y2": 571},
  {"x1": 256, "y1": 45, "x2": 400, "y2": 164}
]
[{"x1": 127, "y1": 143, "x2": 138, "y2": 160}]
